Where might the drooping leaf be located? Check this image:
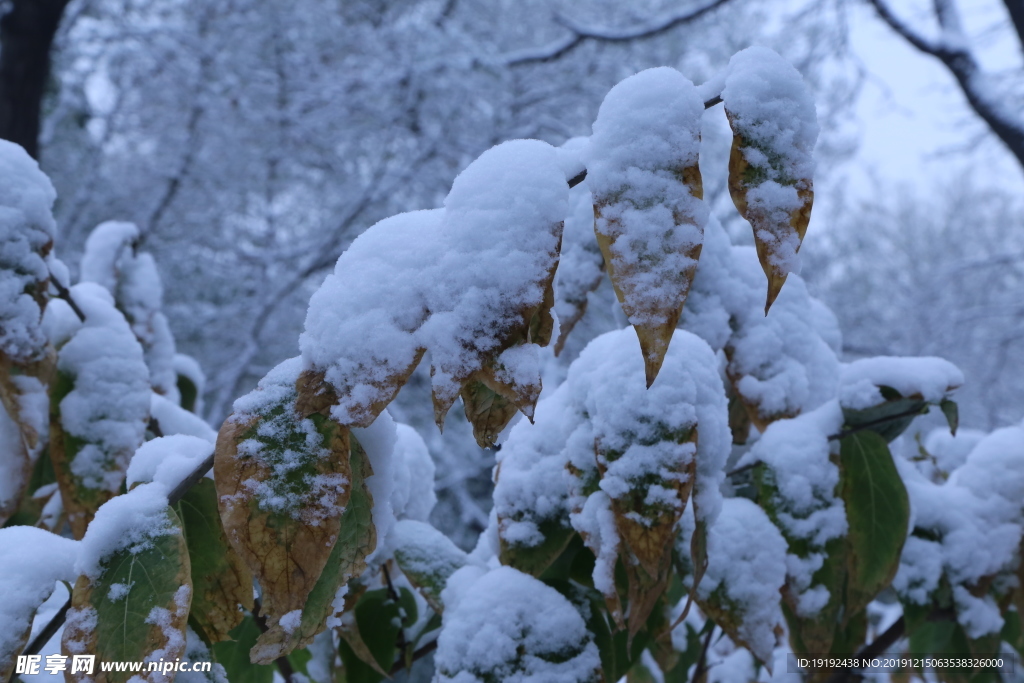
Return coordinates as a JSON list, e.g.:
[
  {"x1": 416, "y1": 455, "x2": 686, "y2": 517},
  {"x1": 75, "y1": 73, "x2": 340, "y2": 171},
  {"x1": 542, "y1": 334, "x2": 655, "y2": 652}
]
[
  {"x1": 722, "y1": 47, "x2": 817, "y2": 313},
  {"x1": 839, "y1": 431, "x2": 910, "y2": 616},
  {"x1": 499, "y1": 518, "x2": 576, "y2": 580},
  {"x1": 588, "y1": 69, "x2": 707, "y2": 386},
  {"x1": 174, "y1": 478, "x2": 253, "y2": 642},
  {"x1": 215, "y1": 359, "x2": 352, "y2": 661},
  {"x1": 250, "y1": 434, "x2": 377, "y2": 662},
  {"x1": 940, "y1": 398, "x2": 959, "y2": 436},
  {"x1": 63, "y1": 505, "x2": 191, "y2": 683},
  {"x1": 840, "y1": 387, "x2": 928, "y2": 443}
]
